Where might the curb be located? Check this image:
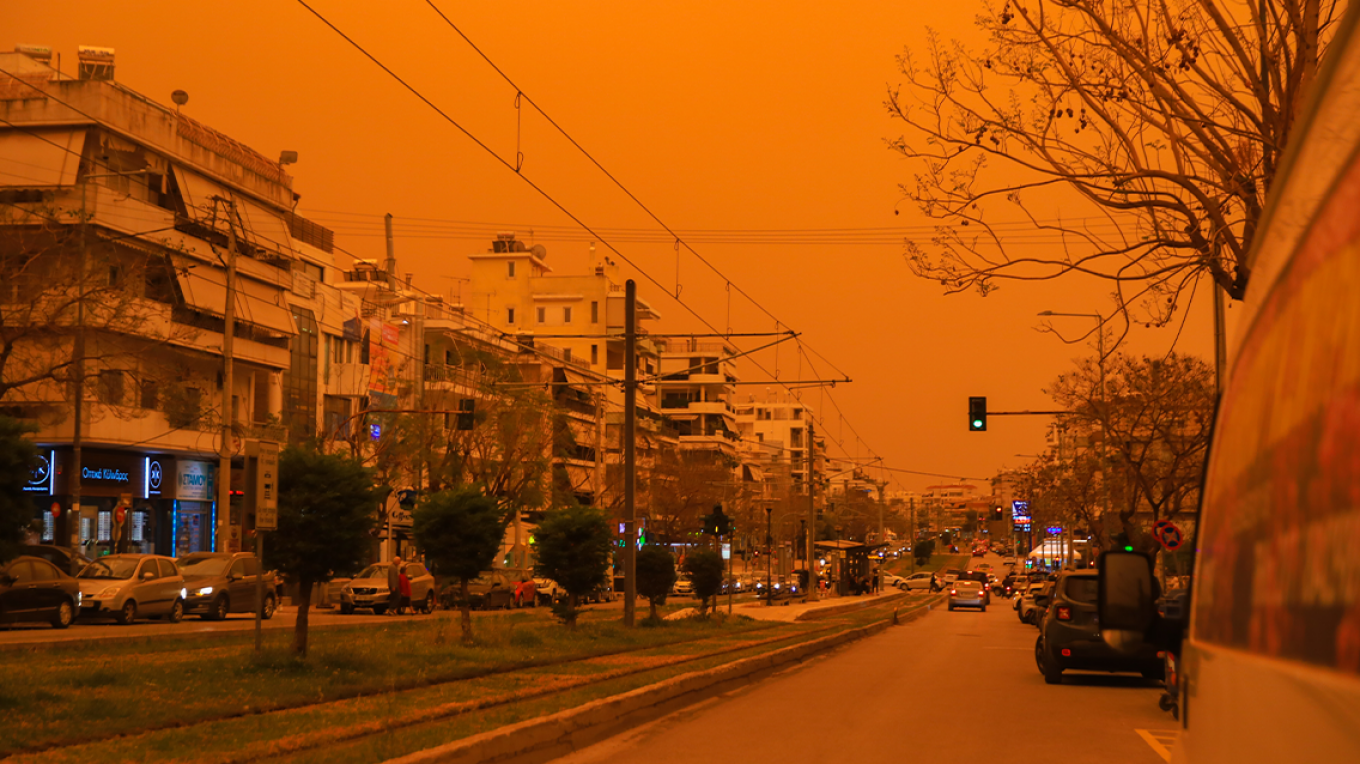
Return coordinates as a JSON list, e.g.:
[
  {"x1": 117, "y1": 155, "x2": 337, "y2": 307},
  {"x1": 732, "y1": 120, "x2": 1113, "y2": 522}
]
[
  {"x1": 385, "y1": 595, "x2": 944, "y2": 764},
  {"x1": 793, "y1": 590, "x2": 910, "y2": 621}
]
